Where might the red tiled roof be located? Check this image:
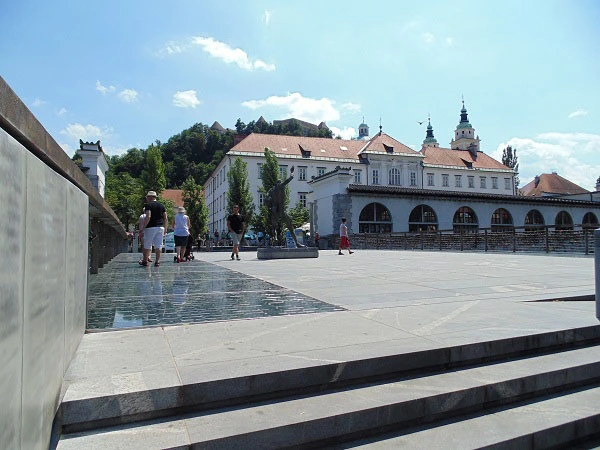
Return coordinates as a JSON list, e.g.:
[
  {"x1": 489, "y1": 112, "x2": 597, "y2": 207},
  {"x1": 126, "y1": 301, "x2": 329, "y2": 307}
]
[
  {"x1": 229, "y1": 132, "x2": 421, "y2": 160},
  {"x1": 230, "y1": 133, "x2": 365, "y2": 160},
  {"x1": 520, "y1": 173, "x2": 589, "y2": 197},
  {"x1": 161, "y1": 189, "x2": 183, "y2": 206},
  {"x1": 359, "y1": 133, "x2": 421, "y2": 156},
  {"x1": 420, "y1": 146, "x2": 511, "y2": 171}
]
